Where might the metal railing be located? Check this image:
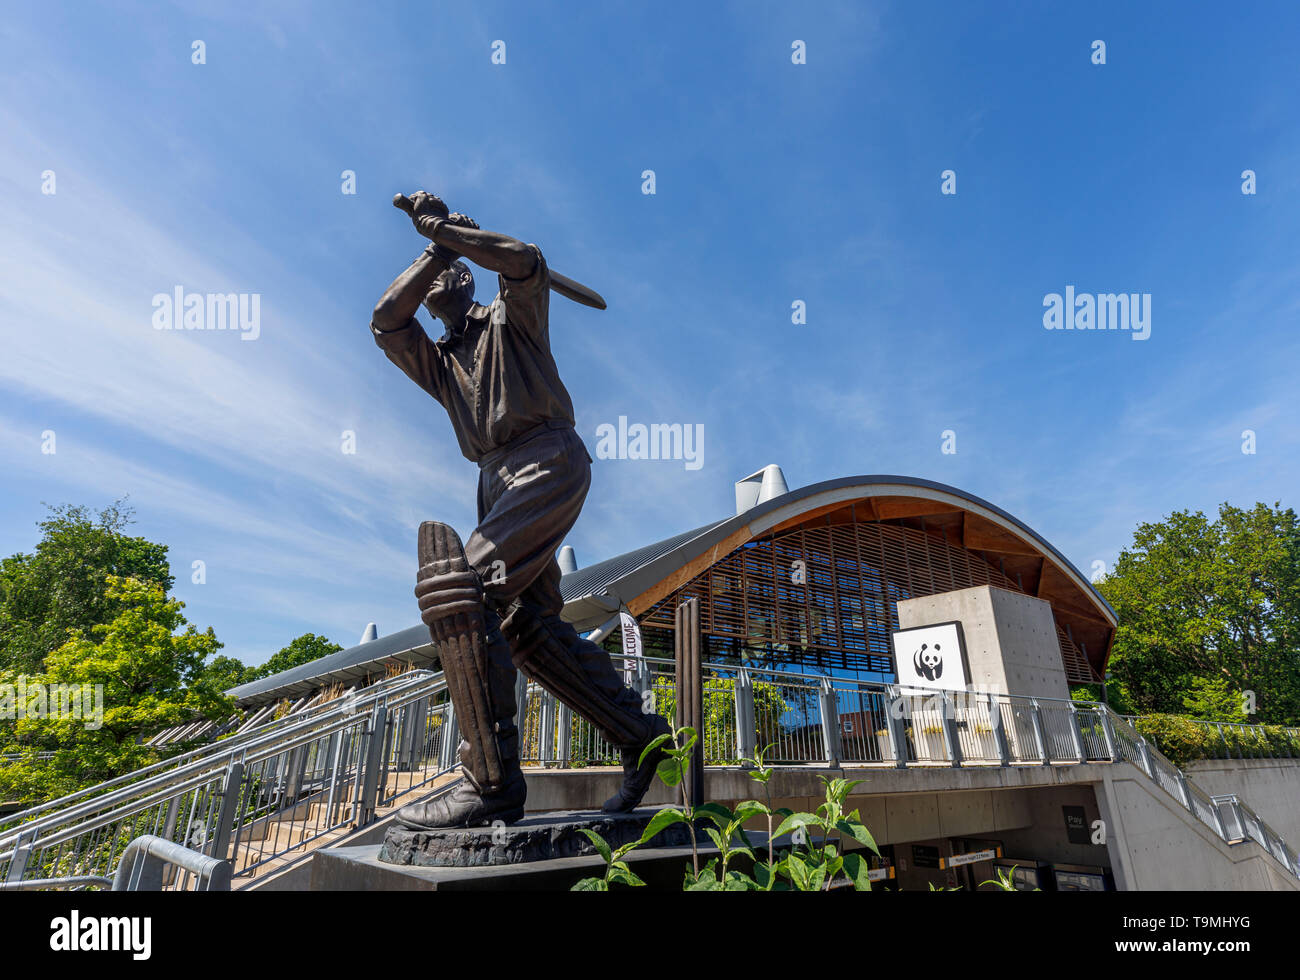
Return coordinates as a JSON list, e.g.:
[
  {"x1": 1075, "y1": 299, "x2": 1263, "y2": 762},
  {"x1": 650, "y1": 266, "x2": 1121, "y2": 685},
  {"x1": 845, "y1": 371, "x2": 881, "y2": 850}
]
[
  {"x1": 1122, "y1": 715, "x2": 1300, "y2": 762},
  {"x1": 513, "y1": 652, "x2": 1300, "y2": 882},
  {"x1": 0, "y1": 677, "x2": 430, "y2": 837},
  {"x1": 0, "y1": 834, "x2": 231, "y2": 891},
  {"x1": 6, "y1": 647, "x2": 1298, "y2": 888},
  {"x1": 1, "y1": 670, "x2": 453, "y2": 888}
]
